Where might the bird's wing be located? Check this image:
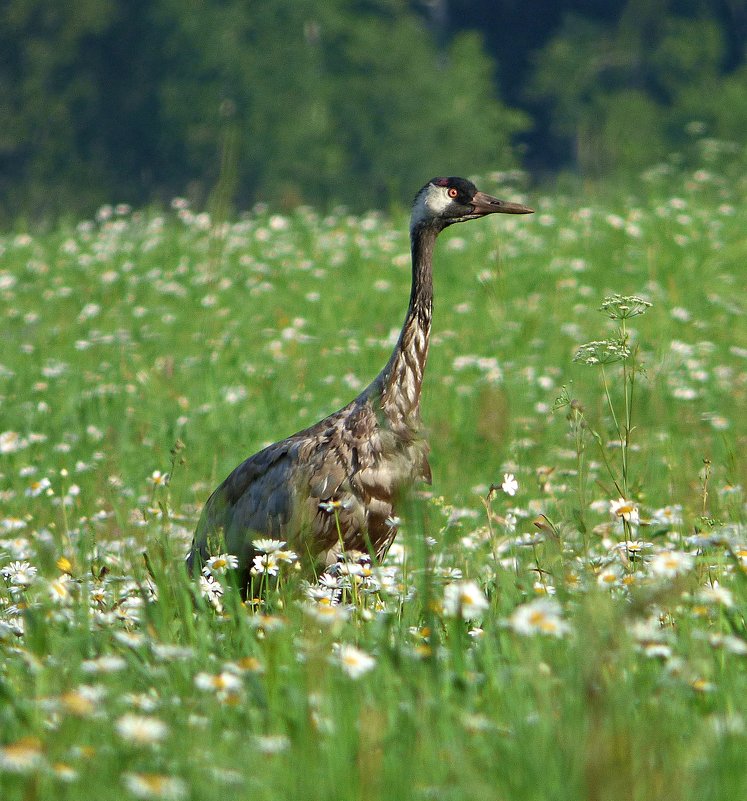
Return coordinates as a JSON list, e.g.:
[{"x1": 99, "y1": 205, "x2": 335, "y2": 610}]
[
  {"x1": 191, "y1": 439, "x2": 302, "y2": 564},
  {"x1": 189, "y1": 416, "x2": 354, "y2": 568},
  {"x1": 188, "y1": 398, "x2": 429, "y2": 573}
]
